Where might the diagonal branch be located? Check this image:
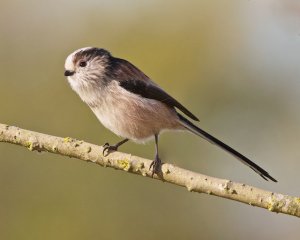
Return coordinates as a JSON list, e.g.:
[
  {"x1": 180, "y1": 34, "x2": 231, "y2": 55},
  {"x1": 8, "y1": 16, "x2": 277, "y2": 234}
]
[{"x1": 0, "y1": 123, "x2": 299, "y2": 218}]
